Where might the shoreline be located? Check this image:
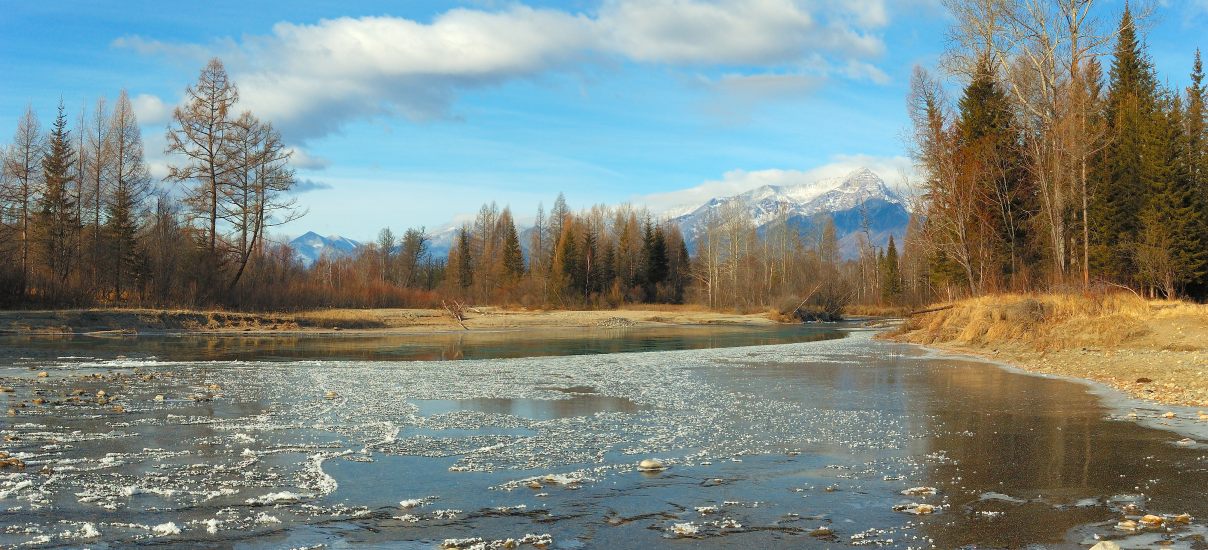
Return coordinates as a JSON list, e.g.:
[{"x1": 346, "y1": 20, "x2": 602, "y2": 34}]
[
  {"x1": 0, "y1": 306, "x2": 783, "y2": 336},
  {"x1": 888, "y1": 293, "x2": 1208, "y2": 409},
  {"x1": 912, "y1": 343, "x2": 1208, "y2": 442}
]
